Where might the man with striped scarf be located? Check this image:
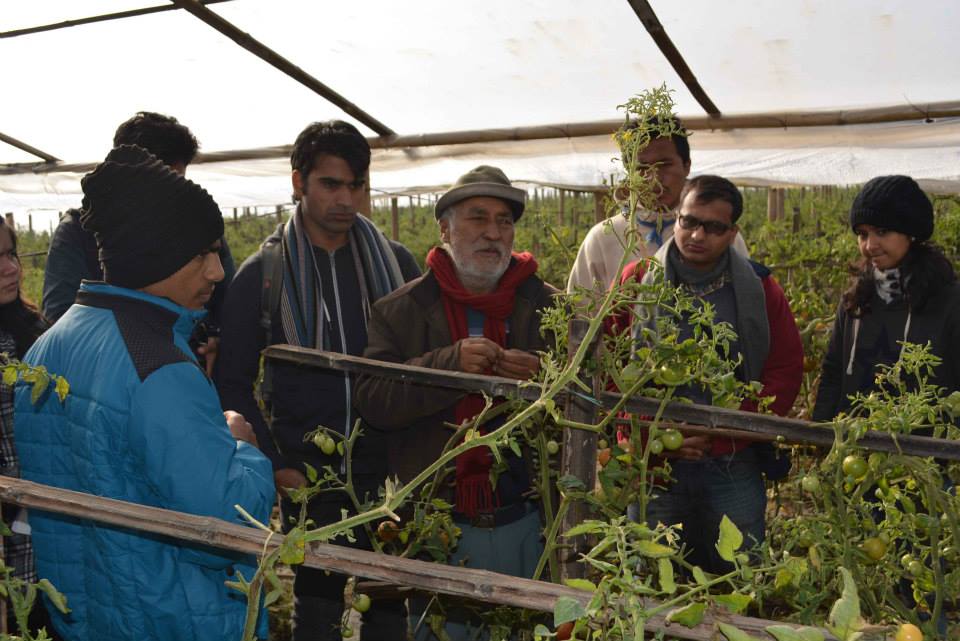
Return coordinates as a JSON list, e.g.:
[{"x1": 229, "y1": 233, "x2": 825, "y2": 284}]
[{"x1": 217, "y1": 121, "x2": 420, "y2": 641}]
